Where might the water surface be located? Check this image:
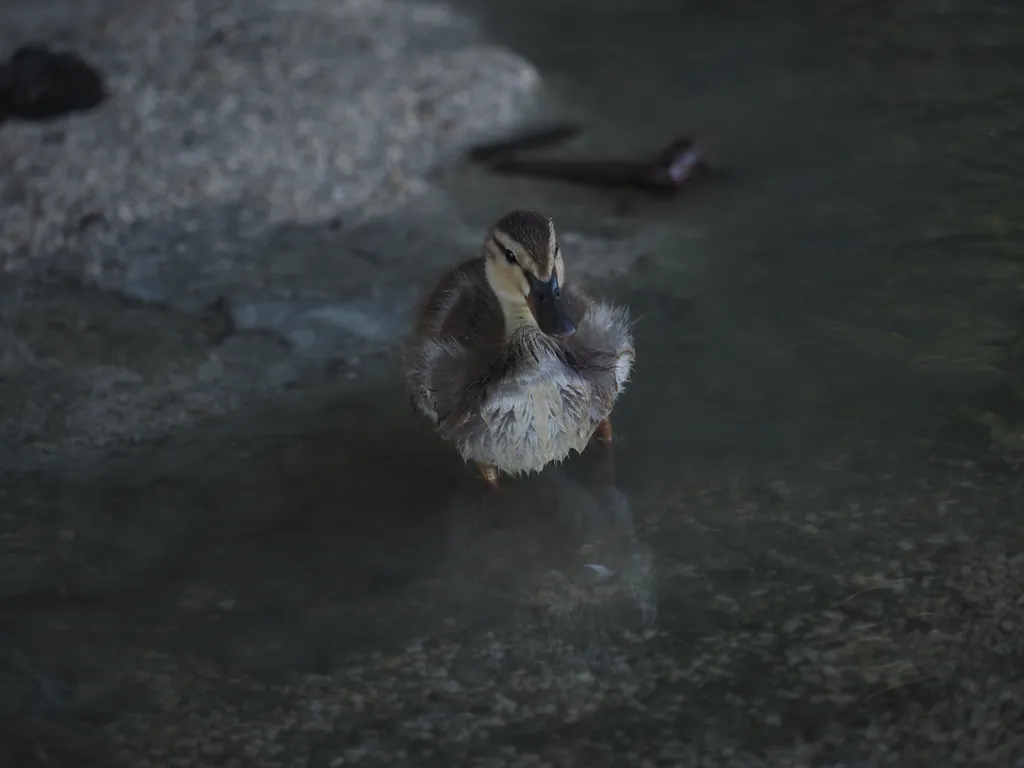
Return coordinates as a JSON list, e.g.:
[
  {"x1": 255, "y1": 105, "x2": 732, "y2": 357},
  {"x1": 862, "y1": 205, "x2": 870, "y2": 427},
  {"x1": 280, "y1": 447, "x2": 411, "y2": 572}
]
[{"x1": 4, "y1": 1, "x2": 1024, "y2": 765}]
